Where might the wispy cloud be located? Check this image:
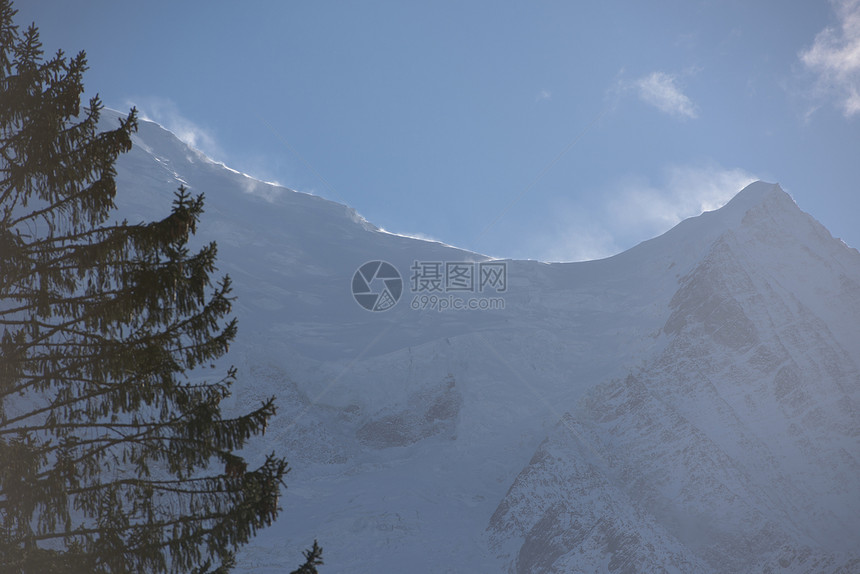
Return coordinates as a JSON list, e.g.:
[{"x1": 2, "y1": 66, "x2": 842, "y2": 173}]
[
  {"x1": 799, "y1": 0, "x2": 860, "y2": 117},
  {"x1": 378, "y1": 228, "x2": 451, "y2": 246},
  {"x1": 126, "y1": 97, "x2": 224, "y2": 160},
  {"x1": 608, "y1": 163, "x2": 757, "y2": 237},
  {"x1": 519, "y1": 215, "x2": 621, "y2": 262},
  {"x1": 126, "y1": 97, "x2": 294, "y2": 202},
  {"x1": 634, "y1": 72, "x2": 698, "y2": 119},
  {"x1": 526, "y1": 163, "x2": 756, "y2": 262},
  {"x1": 535, "y1": 89, "x2": 552, "y2": 102}
]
